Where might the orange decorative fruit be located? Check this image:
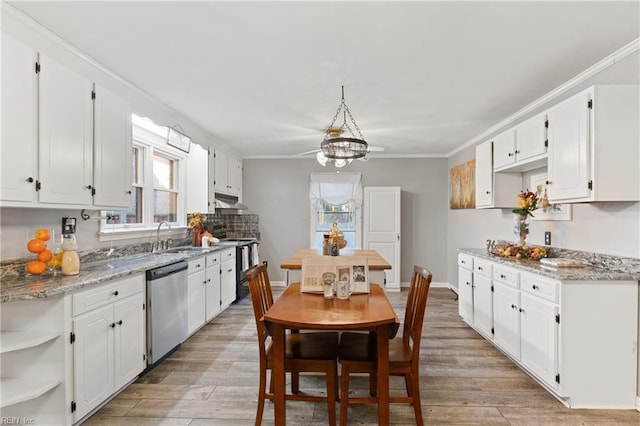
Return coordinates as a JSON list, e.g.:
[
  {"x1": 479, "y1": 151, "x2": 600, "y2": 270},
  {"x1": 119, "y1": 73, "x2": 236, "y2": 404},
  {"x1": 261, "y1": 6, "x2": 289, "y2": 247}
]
[
  {"x1": 26, "y1": 260, "x2": 47, "y2": 275},
  {"x1": 37, "y1": 249, "x2": 53, "y2": 262},
  {"x1": 34, "y1": 229, "x2": 51, "y2": 241},
  {"x1": 27, "y1": 238, "x2": 46, "y2": 253}
]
